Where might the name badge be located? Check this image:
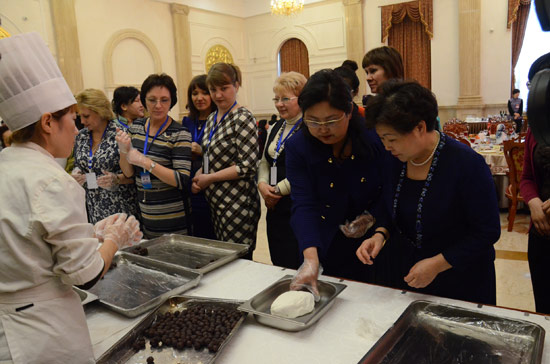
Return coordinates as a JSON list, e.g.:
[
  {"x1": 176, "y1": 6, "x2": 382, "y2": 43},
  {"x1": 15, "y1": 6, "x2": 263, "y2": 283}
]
[
  {"x1": 203, "y1": 154, "x2": 209, "y2": 174},
  {"x1": 140, "y1": 171, "x2": 153, "y2": 189},
  {"x1": 270, "y1": 166, "x2": 277, "y2": 186},
  {"x1": 86, "y1": 173, "x2": 98, "y2": 189}
]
